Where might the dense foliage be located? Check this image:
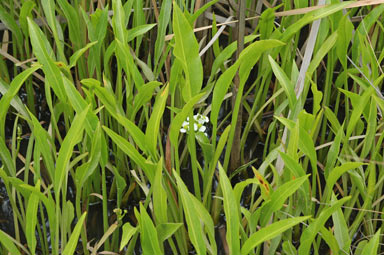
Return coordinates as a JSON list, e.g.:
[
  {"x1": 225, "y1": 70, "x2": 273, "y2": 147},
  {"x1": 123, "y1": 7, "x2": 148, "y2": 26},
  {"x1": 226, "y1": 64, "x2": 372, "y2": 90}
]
[{"x1": 1, "y1": 0, "x2": 384, "y2": 254}]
